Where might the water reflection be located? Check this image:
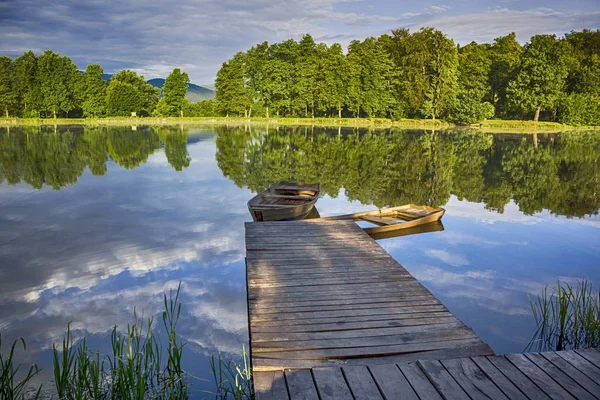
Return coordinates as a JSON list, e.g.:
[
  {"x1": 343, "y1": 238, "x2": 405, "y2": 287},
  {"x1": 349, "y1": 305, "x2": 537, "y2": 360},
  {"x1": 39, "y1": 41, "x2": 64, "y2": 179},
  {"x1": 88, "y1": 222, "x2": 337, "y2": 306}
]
[{"x1": 0, "y1": 125, "x2": 599, "y2": 395}]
